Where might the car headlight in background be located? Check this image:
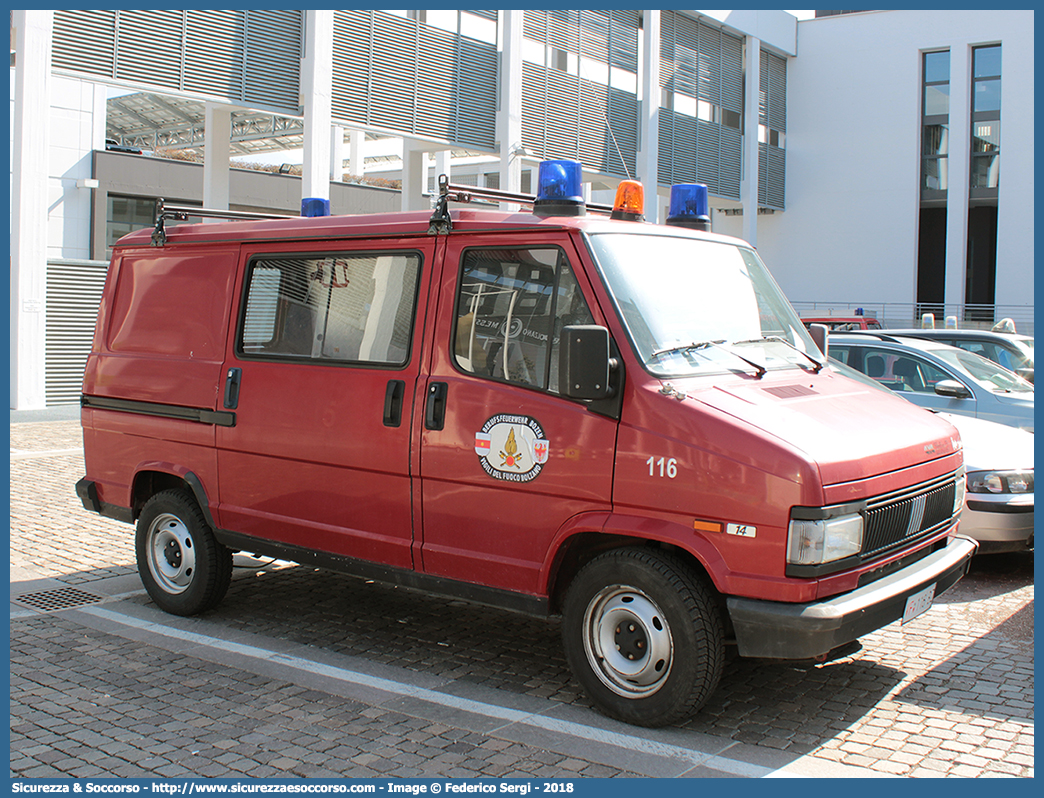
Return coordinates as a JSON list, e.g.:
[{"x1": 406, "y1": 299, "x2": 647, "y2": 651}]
[
  {"x1": 967, "y1": 469, "x2": 1034, "y2": 494},
  {"x1": 787, "y1": 513, "x2": 863, "y2": 566}
]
